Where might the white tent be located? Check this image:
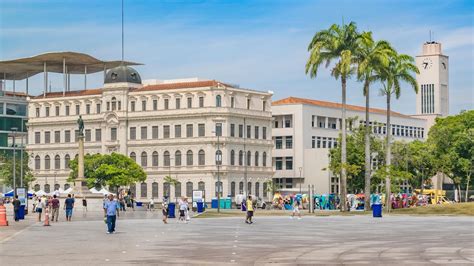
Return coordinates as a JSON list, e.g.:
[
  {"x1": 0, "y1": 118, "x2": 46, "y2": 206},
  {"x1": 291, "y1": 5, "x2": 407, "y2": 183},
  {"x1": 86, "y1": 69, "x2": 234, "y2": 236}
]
[
  {"x1": 63, "y1": 187, "x2": 73, "y2": 194},
  {"x1": 98, "y1": 188, "x2": 111, "y2": 195},
  {"x1": 35, "y1": 190, "x2": 49, "y2": 196},
  {"x1": 89, "y1": 187, "x2": 101, "y2": 194}
]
